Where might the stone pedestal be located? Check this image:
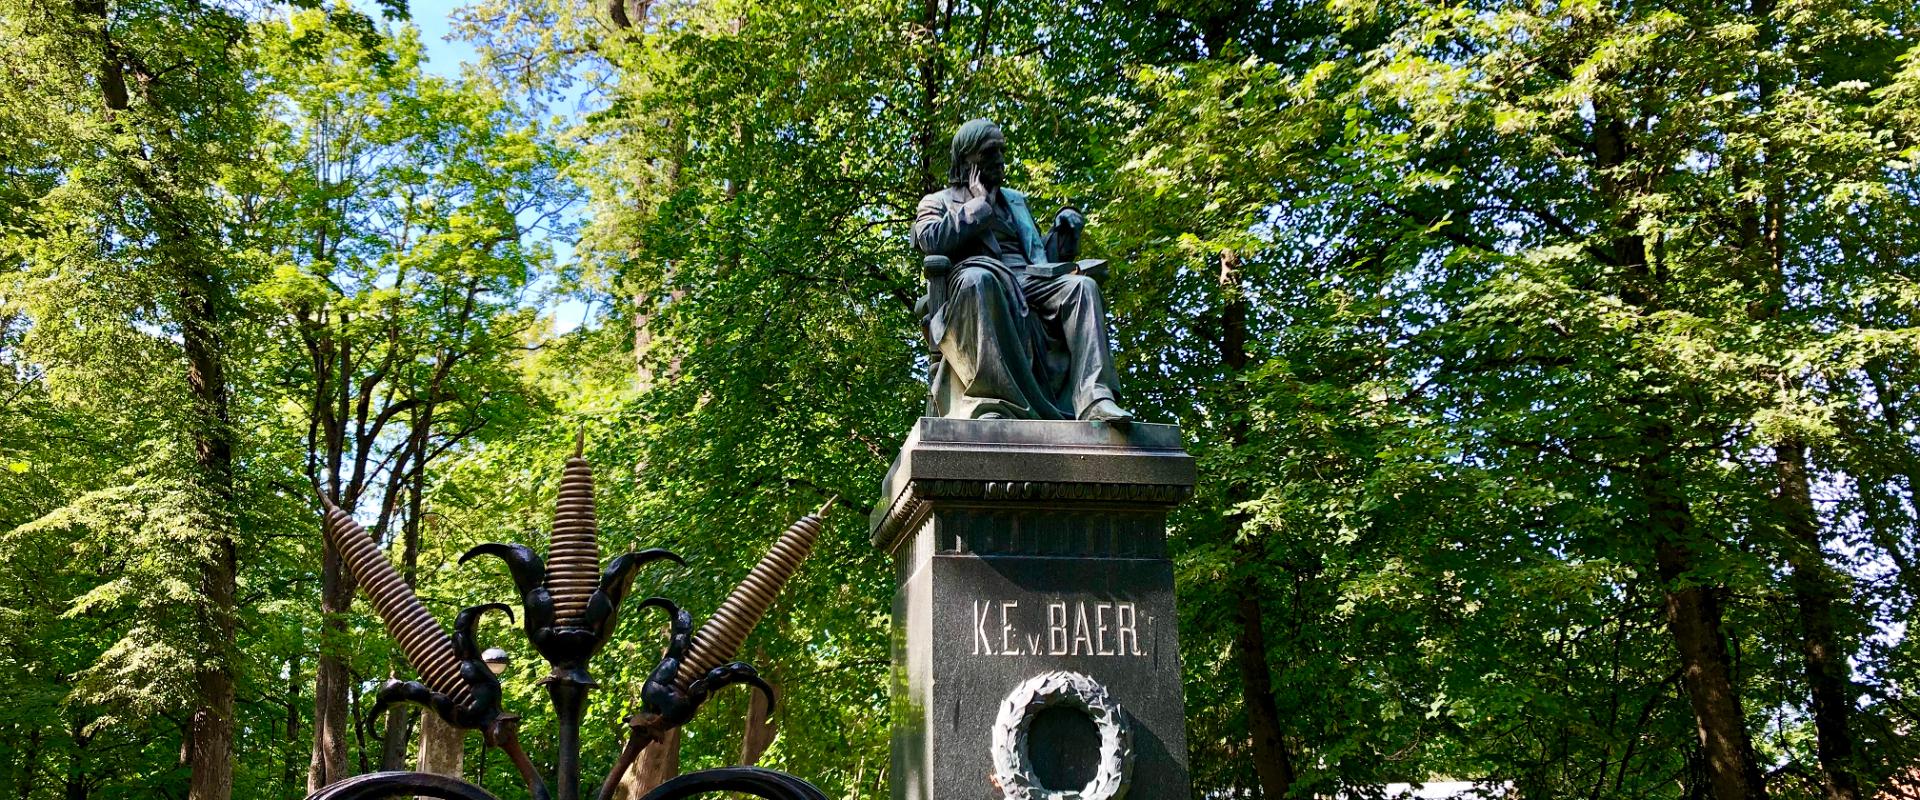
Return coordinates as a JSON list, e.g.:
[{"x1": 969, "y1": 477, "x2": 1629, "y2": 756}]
[{"x1": 870, "y1": 418, "x2": 1196, "y2": 800}]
